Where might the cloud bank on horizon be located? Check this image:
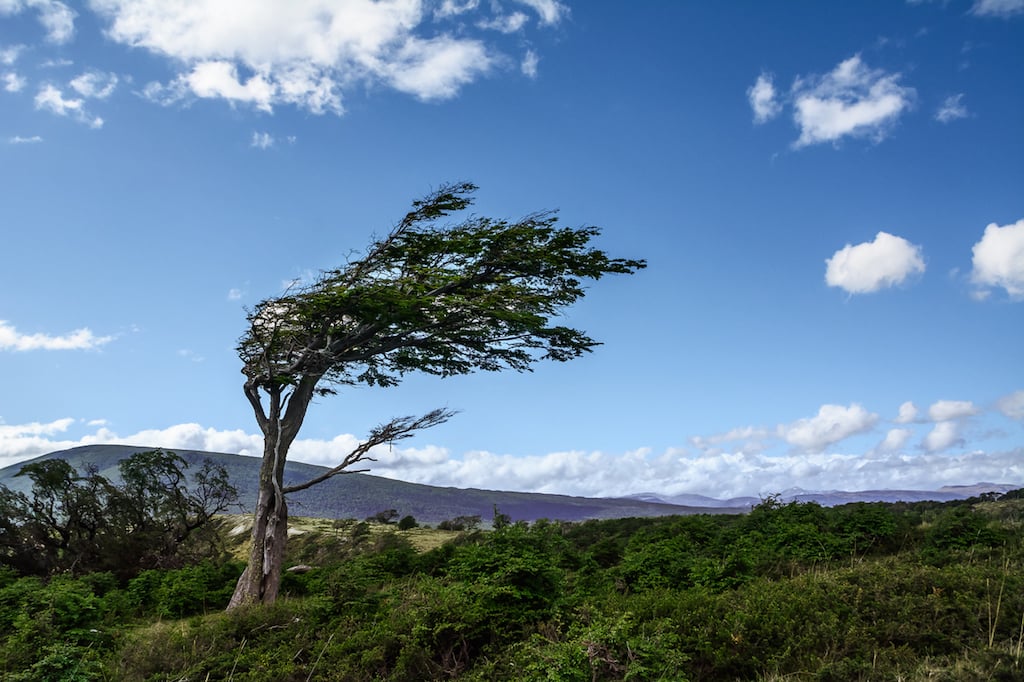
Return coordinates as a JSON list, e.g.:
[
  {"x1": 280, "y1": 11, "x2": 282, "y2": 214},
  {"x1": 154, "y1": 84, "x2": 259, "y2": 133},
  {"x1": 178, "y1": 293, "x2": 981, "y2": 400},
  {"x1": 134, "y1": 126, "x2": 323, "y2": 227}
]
[
  {"x1": 2, "y1": 389, "x2": 1022, "y2": 499},
  {"x1": 1, "y1": 1, "x2": 1021, "y2": 500}
]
